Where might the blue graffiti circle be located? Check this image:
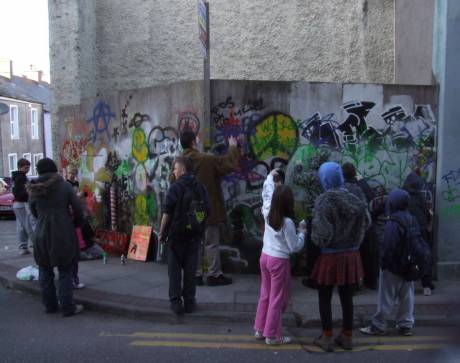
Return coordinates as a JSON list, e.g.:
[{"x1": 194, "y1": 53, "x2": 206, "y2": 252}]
[{"x1": 87, "y1": 101, "x2": 115, "y2": 141}]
